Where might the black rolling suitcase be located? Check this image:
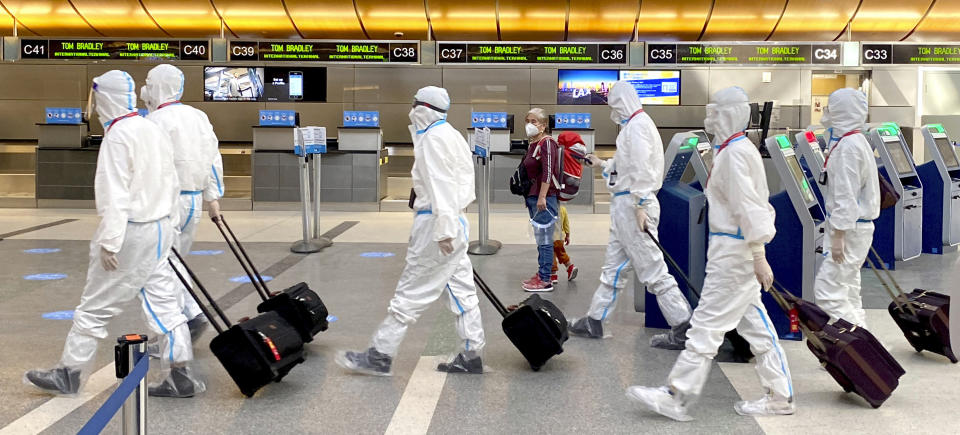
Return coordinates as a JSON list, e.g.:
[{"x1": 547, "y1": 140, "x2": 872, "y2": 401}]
[
  {"x1": 168, "y1": 249, "x2": 305, "y2": 397},
  {"x1": 865, "y1": 246, "x2": 956, "y2": 363},
  {"x1": 768, "y1": 282, "x2": 904, "y2": 408},
  {"x1": 213, "y1": 215, "x2": 329, "y2": 342},
  {"x1": 473, "y1": 270, "x2": 568, "y2": 371}
]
